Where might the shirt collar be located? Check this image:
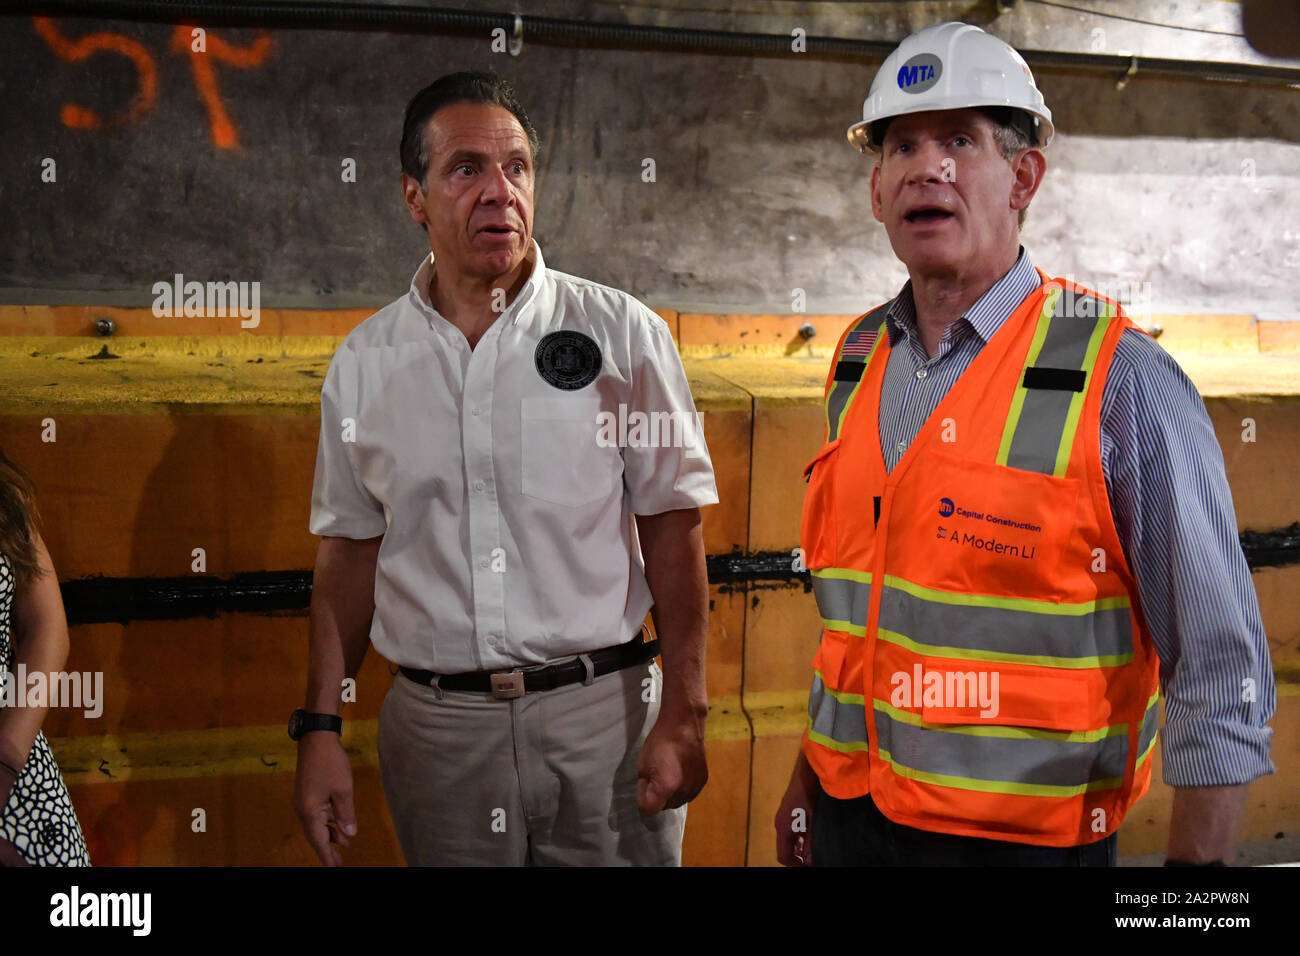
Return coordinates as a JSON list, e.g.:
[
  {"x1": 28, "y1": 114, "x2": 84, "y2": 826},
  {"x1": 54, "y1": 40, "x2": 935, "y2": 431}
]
[
  {"x1": 885, "y1": 246, "x2": 1042, "y2": 347},
  {"x1": 408, "y1": 239, "x2": 546, "y2": 330}
]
